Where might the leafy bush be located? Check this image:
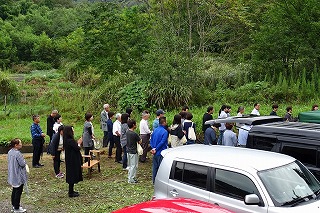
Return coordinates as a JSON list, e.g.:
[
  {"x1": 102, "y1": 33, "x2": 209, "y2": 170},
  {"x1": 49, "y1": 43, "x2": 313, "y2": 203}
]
[
  {"x1": 89, "y1": 71, "x2": 137, "y2": 113},
  {"x1": 11, "y1": 64, "x2": 32, "y2": 74},
  {"x1": 27, "y1": 61, "x2": 53, "y2": 70},
  {"x1": 0, "y1": 72, "x2": 19, "y2": 102},
  {"x1": 63, "y1": 60, "x2": 82, "y2": 82},
  {"x1": 117, "y1": 80, "x2": 149, "y2": 112},
  {"x1": 75, "y1": 67, "x2": 101, "y2": 88}
]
